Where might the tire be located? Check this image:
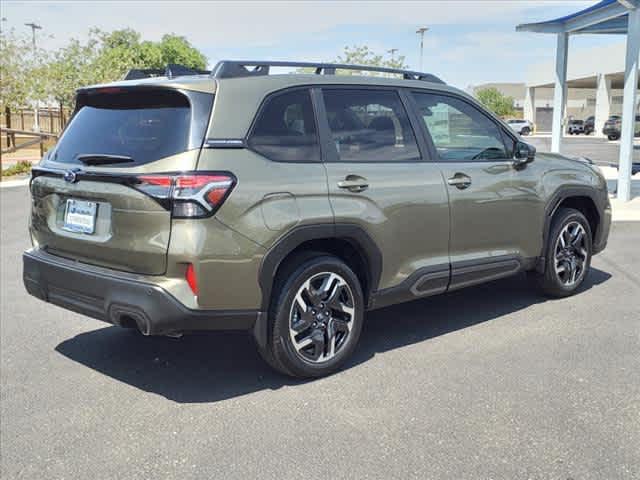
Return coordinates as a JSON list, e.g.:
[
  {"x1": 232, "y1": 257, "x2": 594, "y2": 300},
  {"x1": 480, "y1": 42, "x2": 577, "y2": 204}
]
[
  {"x1": 534, "y1": 208, "x2": 593, "y2": 298},
  {"x1": 521, "y1": 127, "x2": 530, "y2": 136},
  {"x1": 608, "y1": 134, "x2": 619, "y2": 141},
  {"x1": 258, "y1": 254, "x2": 364, "y2": 378}
]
